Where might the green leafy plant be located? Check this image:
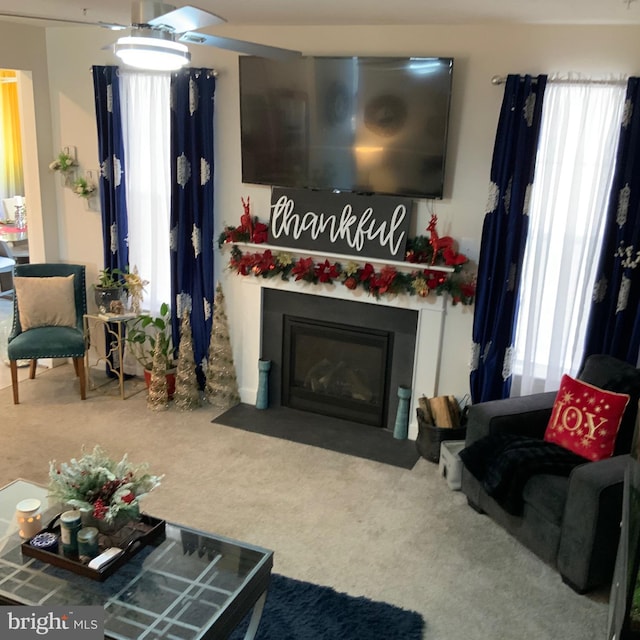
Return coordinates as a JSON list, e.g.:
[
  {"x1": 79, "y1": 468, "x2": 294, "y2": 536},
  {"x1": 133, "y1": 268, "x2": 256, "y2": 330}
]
[
  {"x1": 72, "y1": 176, "x2": 97, "y2": 198},
  {"x1": 95, "y1": 267, "x2": 127, "y2": 290},
  {"x1": 125, "y1": 302, "x2": 175, "y2": 371},
  {"x1": 48, "y1": 149, "x2": 78, "y2": 173}
]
